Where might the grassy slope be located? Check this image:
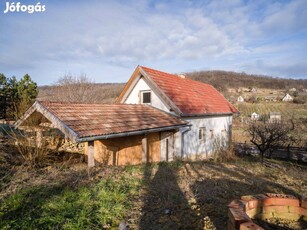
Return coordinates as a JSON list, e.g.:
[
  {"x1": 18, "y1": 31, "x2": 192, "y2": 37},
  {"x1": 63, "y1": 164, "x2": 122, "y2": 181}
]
[{"x1": 0, "y1": 158, "x2": 306, "y2": 230}]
